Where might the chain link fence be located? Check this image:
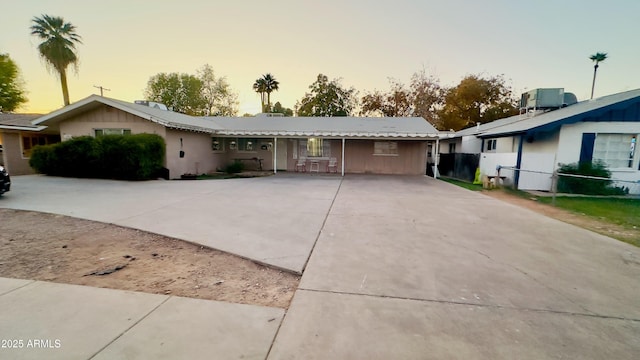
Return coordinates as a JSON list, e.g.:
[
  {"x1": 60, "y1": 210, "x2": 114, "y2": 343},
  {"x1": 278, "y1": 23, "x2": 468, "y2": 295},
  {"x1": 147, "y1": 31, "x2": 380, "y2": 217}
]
[{"x1": 496, "y1": 166, "x2": 640, "y2": 205}]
